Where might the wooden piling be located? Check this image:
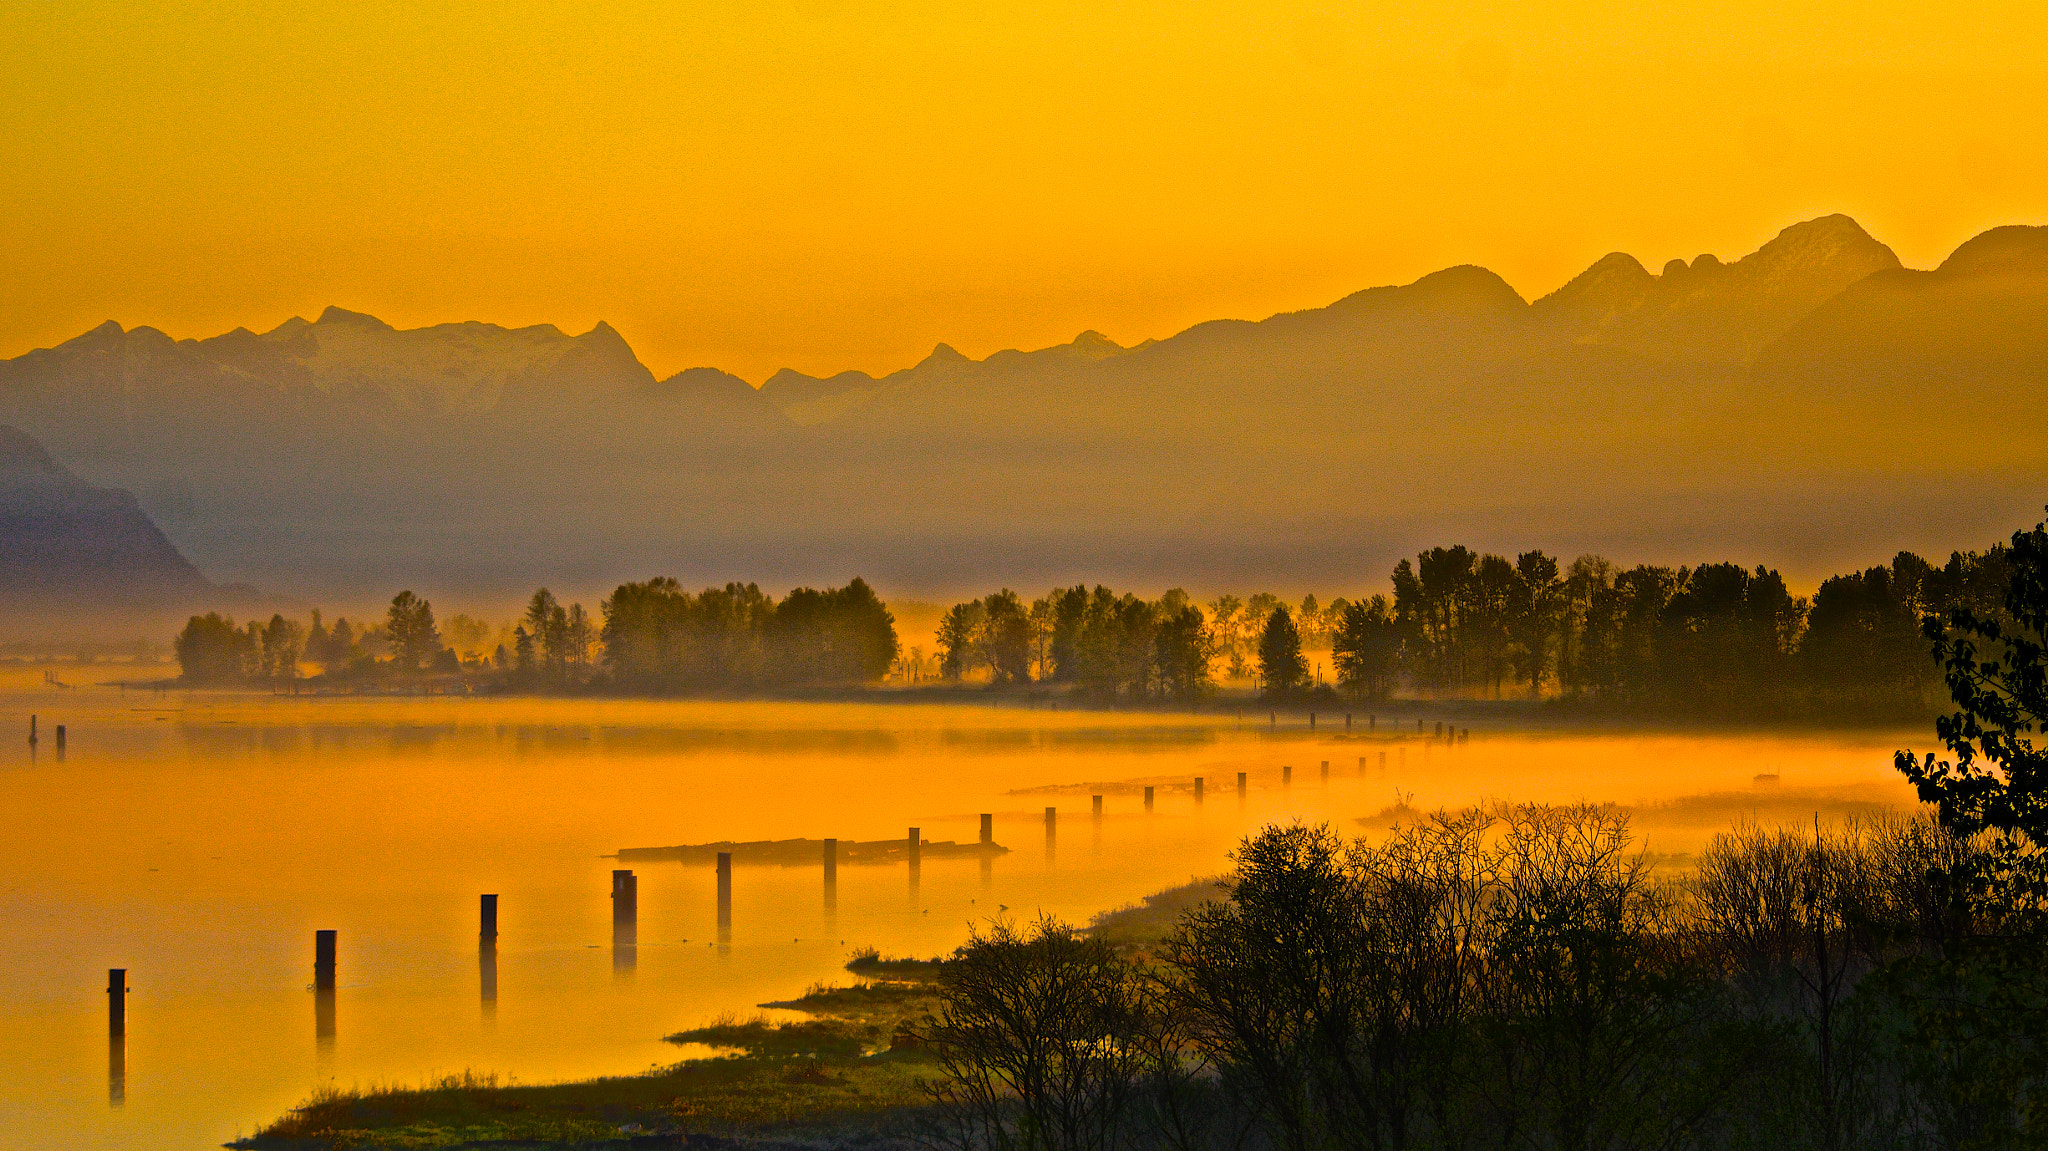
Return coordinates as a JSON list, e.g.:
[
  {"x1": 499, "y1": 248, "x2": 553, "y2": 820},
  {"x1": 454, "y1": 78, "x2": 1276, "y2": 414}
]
[
  {"x1": 1092, "y1": 795, "x2": 1103, "y2": 818},
  {"x1": 480, "y1": 894, "x2": 498, "y2": 942},
  {"x1": 979, "y1": 814, "x2": 993, "y2": 849},
  {"x1": 108, "y1": 968, "x2": 126, "y2": 1036},
  {"x1": 714, "y1": 854, "x2": 731, "y2": 935},
  {"x1": 908, "y1": 827, "x2": 921, "y2": 868},
  {"x1": 823, "y1": 838, "x2": 838, "y2": 913},
  {"x1": 314, "y1": 930, "x2": 336, "y2": 991},
  {"x1": 1237, "y1": 771, "x2": 1247, "y2": 797},
  {"x1": 1143, "y1": 786, "x2": 1154, "y2": 812},
  {"x1": 1194, "y1": 777, "x2": 1204, "y2": 803},
  {"x1": 1282, "y1": 764, "x2": 1292, "y2": 786},
  {"x1": 1345, "y1": 713, "x2": 1351, "y2": 730},
  {"x1": 1310, "y1": 712, "x2": 1316, "y2": 729},
  {"x1": 613, "y1": 870, "x2": 638, "y2": 946},
  {"x1": 55, "y1": 725, "x2": 65, "y2": 750},
  {"x1": 28, "y1": 714, "x2": 36, "y2": 745},
  {"x1": 1320, "y1": 760, "x2": 1329, "y2": 781}
]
